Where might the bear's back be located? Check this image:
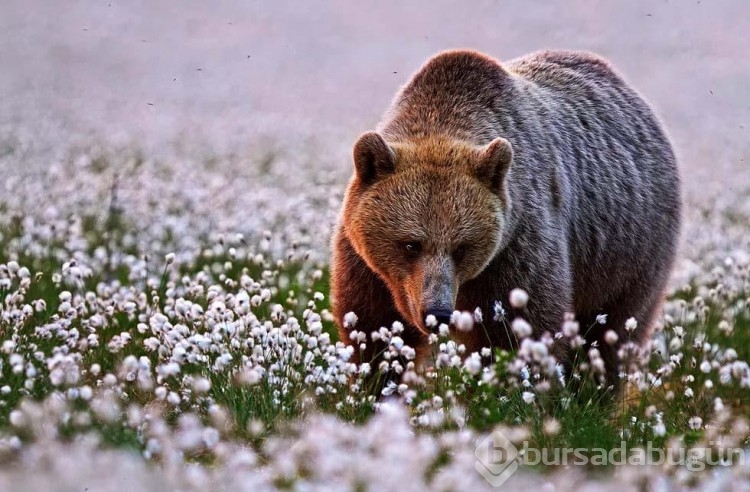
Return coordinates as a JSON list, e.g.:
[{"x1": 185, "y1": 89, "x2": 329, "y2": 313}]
[
  {"x1": 379, "y1": 50, "x2": 512, "y2": 143},
  {"x1": 508, "y1": 50, "x2": 681, "y2": 314}
]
